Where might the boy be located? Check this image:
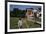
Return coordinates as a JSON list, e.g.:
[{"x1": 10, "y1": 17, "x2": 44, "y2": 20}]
[{"x1": 18, "y1": 18, "x2": 23, "y2": 29}]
